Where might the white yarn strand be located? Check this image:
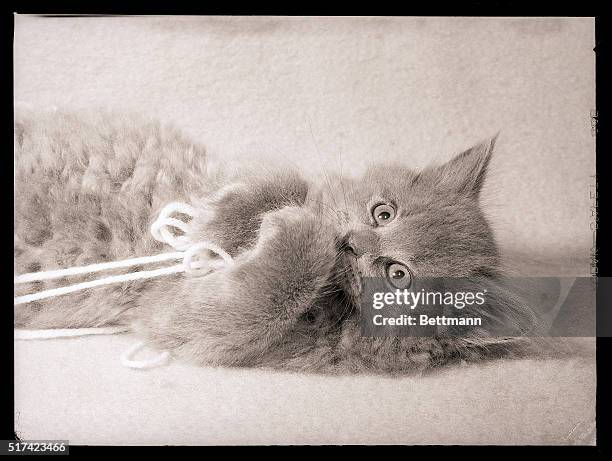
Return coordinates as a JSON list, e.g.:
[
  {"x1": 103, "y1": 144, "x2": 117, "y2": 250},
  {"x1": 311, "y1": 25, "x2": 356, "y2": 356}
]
[
  {"x1": 156, "y1": 201, "x2": 199, "y2": 220},
  {"x1": 120, "y1": 341, "x2": 171, "y2": 369},
  {"x1": 183, "y1": 241, "x2": 234, "y2": 274},
  {"x1": 150, "y1": 201, "x2": 199, "y2": 251},
  {"x1": 15, "y1": 326, "x2": 131, "y2": 340},
  {"x1": 14, "y1": 264, "x2": 186, "y2": 305},
  {"x1": 14, "y1": 244, "x2": 233, "y2": 305},
  {"x1": 14, "y1": 251, "x2": 184, "y2": 284}
]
